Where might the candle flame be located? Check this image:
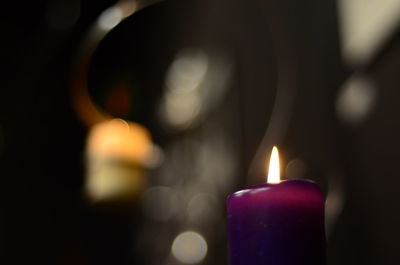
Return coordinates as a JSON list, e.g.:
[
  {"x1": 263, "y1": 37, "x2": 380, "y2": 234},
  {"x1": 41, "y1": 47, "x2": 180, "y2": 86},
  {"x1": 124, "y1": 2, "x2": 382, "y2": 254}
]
[{"x1": 267, "y1": 146, "x2": 280, "y2": 183}]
